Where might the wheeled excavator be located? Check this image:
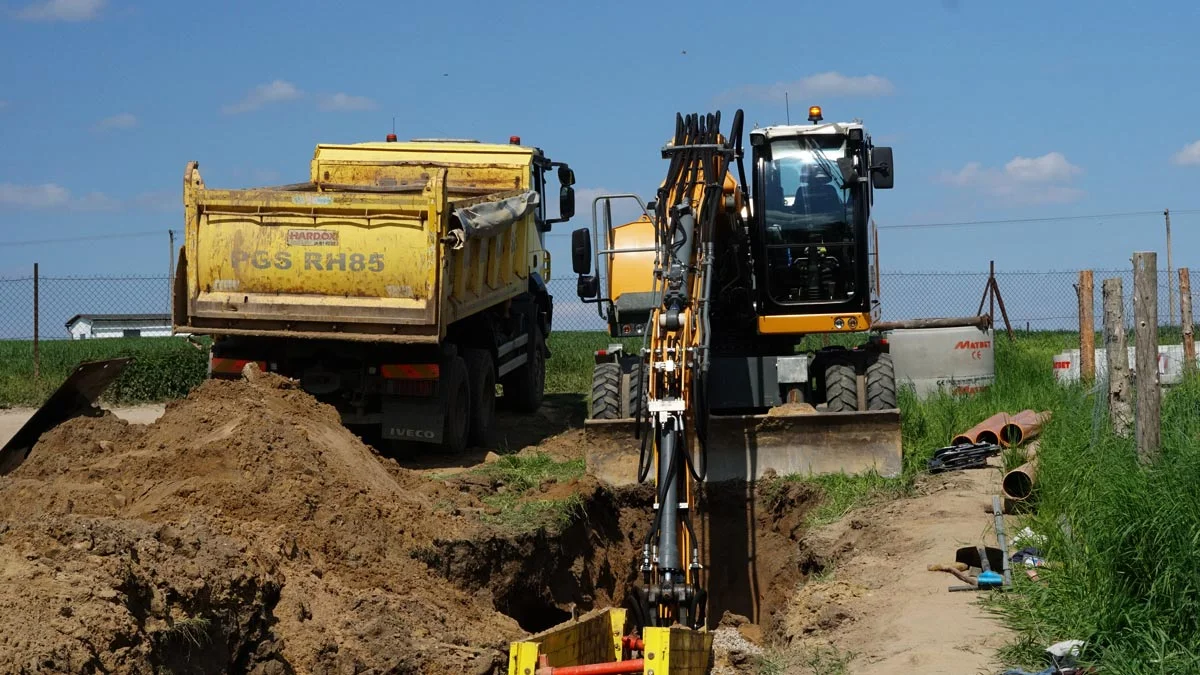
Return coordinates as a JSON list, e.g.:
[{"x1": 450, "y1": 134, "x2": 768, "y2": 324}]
[{"x1": 506, "y1": 107, "x2": 896, "y2": 675}]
